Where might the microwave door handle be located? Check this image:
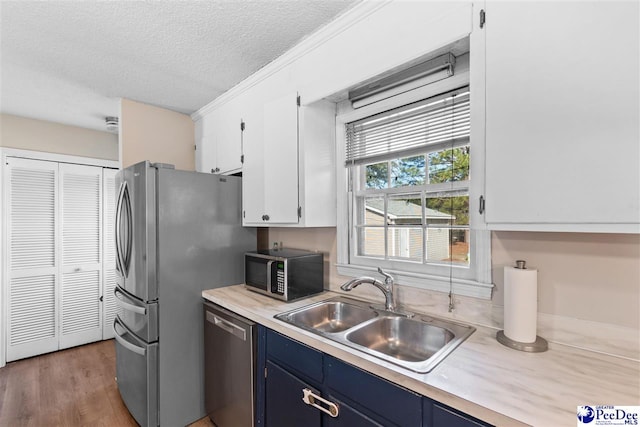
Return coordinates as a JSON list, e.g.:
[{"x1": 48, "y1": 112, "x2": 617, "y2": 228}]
[{"x1": 266, "y1": 260, "x2": 274, "y2": 290}]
